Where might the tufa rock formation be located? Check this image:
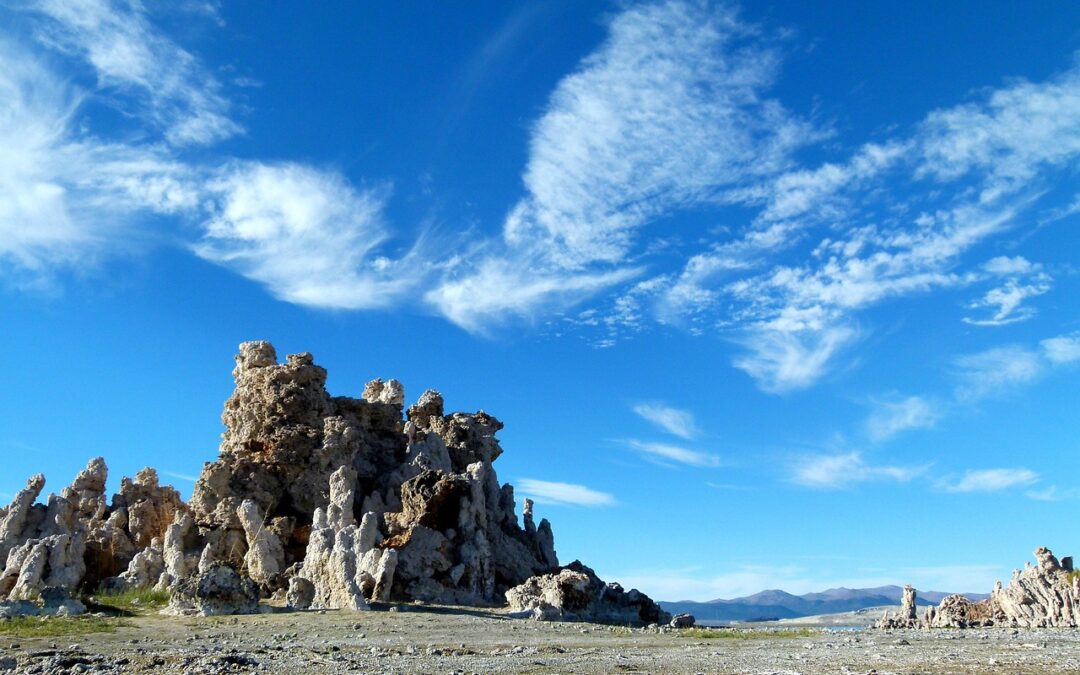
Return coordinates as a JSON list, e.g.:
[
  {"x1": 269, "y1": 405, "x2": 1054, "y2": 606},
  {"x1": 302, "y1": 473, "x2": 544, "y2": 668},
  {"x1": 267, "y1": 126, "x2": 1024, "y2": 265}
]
[
  {"x1": 505, "y1": 561, "x2": 671, "y2": 625},
  {"x1": 874, "y1": 584, "x2": 919, "y2": 629},
  {"x1": 879, "y1": 547, "x2": 1080, "y2": 629},
  {"x1": 0, "y1": 341, "x2": 666, "y2": 623}
]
